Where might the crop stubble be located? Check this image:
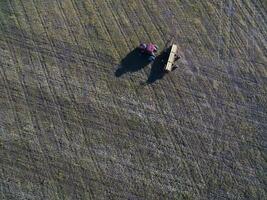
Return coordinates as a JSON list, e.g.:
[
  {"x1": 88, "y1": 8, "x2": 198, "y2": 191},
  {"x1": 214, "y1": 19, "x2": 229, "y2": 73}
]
[{"x1": 0, "y1": 0, "x2": 266, "y2": 199}]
